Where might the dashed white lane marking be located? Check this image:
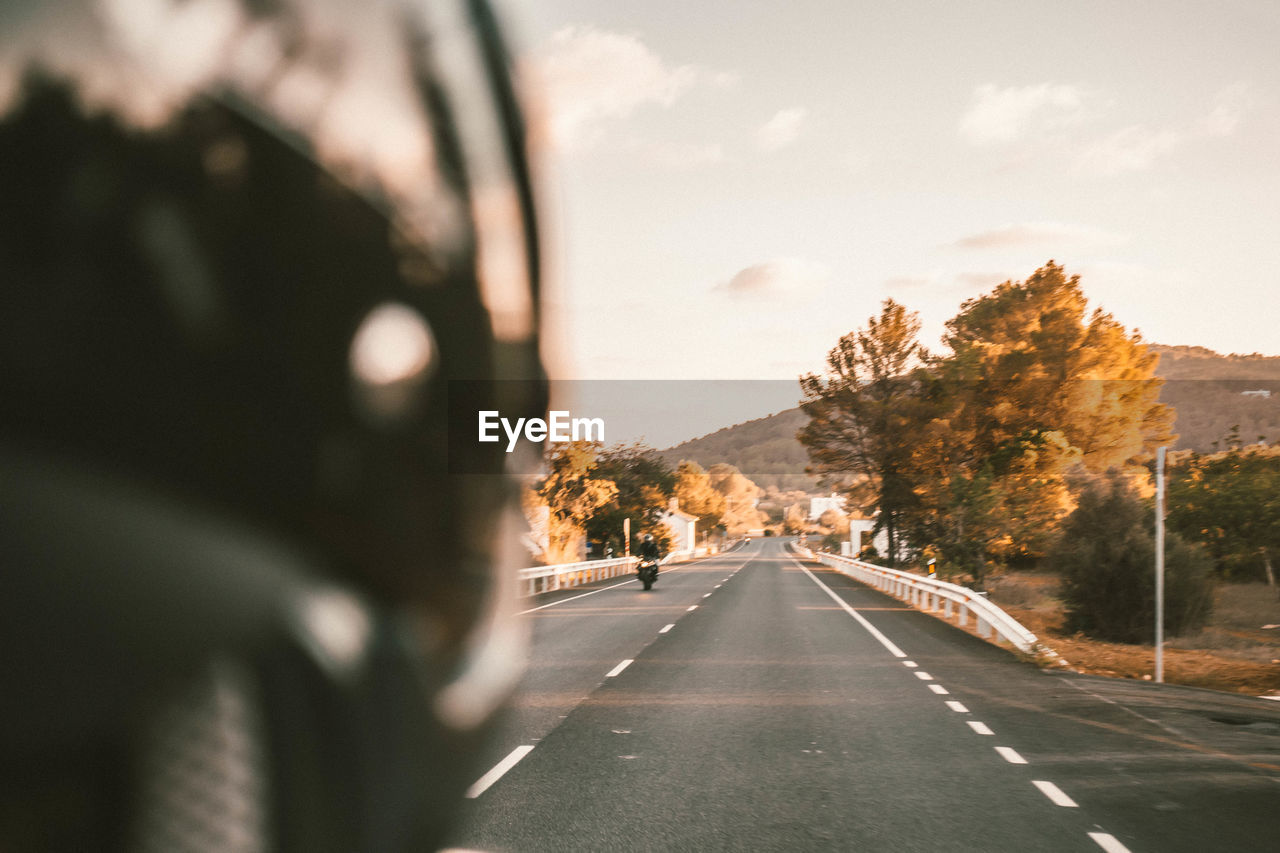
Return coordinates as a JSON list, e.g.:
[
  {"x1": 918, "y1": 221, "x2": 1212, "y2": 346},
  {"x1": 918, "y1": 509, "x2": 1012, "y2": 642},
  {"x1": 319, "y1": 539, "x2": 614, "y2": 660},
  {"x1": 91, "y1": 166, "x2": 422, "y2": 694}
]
[
  {"x1": 1032, "y1": 780, "x2": 1078, "y2": 808},
  {"x1": 903, "y1": 661, "x2": 918, "y2": 668},
  {"x1": 1088, "y1": 832, "x2": 1133, "y2": 853},
  {"x1": 687, "y1": 605, "x2": 699, "y2": 612},
  {"x1": 967, "y1": 721, "x2": 994, "y2": 735},
  {"x1": 928, "y1": 684, "x2": 950, "y2": 695},
  {"x1": 796, "y1": 564, "x2": 906, "y2": 657},
  {"x1": 995, "y1": 746, "x2": 1027, "y2": 765},
  {"x1": 703, "y1": 593, "x2": 712, "y2": 598},
  {"x1": 945, "y1": 700, "x2": 970, "y2": 713},
  {"x1": 467, "y1": 745, "x2": 535, "y2": 798},
  {"x1": 606, "y1": 659, "x2": 633, "y2": 678},
  {"x1": 914, "y1": 671, "x2": 934, "y2": 681},
  {"x1": 715, "y1": 584, "x2": 723, "y2": 588},
  {"x1": 659, "y1": 624, "x2": 674, "y2": 634}
]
